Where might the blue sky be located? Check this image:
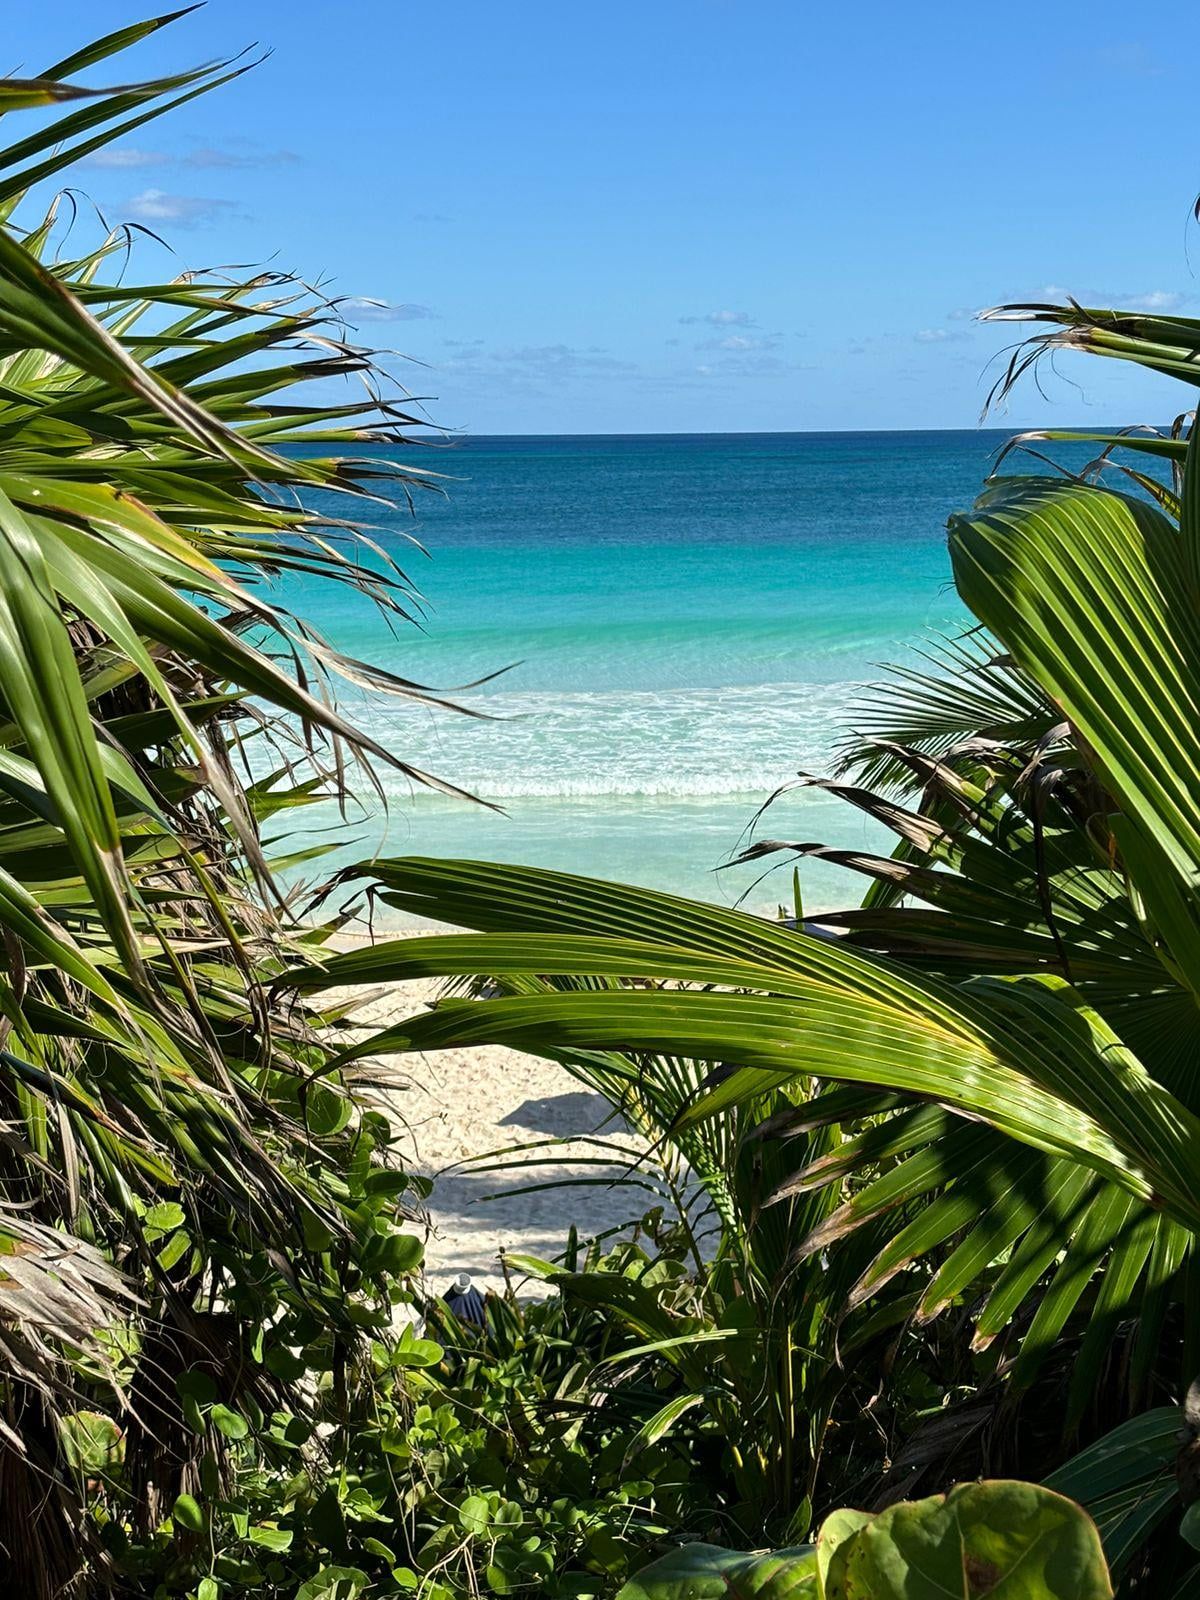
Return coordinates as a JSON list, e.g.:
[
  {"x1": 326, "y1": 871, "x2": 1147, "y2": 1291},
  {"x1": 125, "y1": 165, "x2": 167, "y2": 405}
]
[{"x1": 22, "y1": 2, "x2": 1200, "y2": 433}]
